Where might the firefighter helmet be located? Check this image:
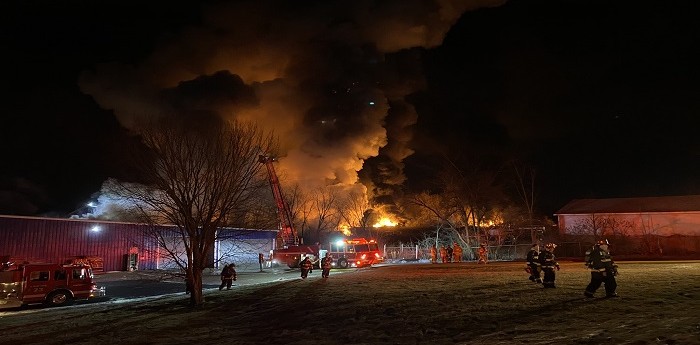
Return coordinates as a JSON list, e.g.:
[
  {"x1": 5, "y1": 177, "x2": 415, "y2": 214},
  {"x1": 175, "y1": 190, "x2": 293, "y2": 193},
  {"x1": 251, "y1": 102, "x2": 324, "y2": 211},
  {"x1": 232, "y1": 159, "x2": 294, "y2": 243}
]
[
  {"x1": 596, "y1": 239, "x2": 609, "y2": 246},
  {"x1": 544, "y1": 243, "x2": 556, "y2": 250}
]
